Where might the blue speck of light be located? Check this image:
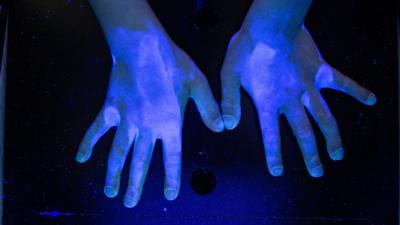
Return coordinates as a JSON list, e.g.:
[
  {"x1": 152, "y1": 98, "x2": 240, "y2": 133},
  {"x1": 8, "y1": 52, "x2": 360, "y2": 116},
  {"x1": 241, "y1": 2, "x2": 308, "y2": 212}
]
[{"x1": 37, "y1": 210, "x2": 76, "y2": 217}]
